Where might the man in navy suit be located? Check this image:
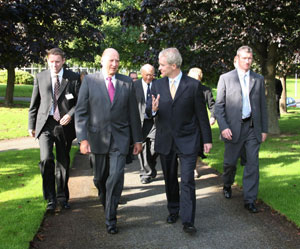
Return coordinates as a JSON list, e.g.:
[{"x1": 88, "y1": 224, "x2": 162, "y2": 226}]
[
  {"x1": 134, "y1": 64, "x2": 158, "y2": 184},
  {"x1": 147, "y1": 48, "x2": 212, "y2": 234}
]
